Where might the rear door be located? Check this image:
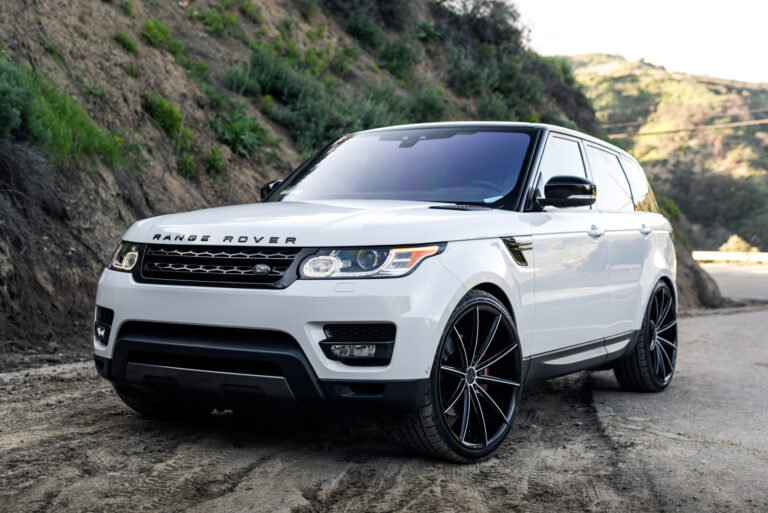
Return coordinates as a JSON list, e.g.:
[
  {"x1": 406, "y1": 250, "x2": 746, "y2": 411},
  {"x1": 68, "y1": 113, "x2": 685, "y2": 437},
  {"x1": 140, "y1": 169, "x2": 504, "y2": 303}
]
[
  {"x1": 528, "y1": 133, "x2": 612, "y2": 355},
  {"x1": 584, "y1": 144, "x2": 645, "y2": 336}
]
